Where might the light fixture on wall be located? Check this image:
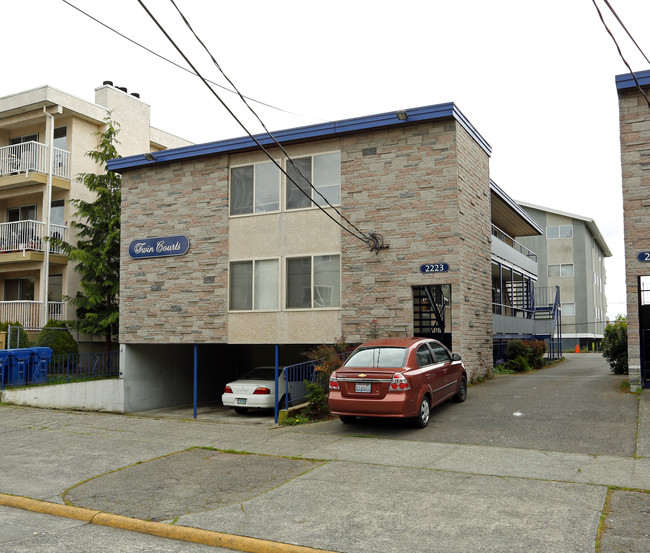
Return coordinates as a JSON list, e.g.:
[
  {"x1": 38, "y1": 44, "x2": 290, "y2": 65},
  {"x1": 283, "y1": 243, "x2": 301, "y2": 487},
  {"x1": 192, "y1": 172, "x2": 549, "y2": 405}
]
[
  {"x1": 396, "y1": 110, "x2": 408, "y2": 120},
  {"x1": 144, "y1": 152, "x2": 155, "y2": 161}
]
